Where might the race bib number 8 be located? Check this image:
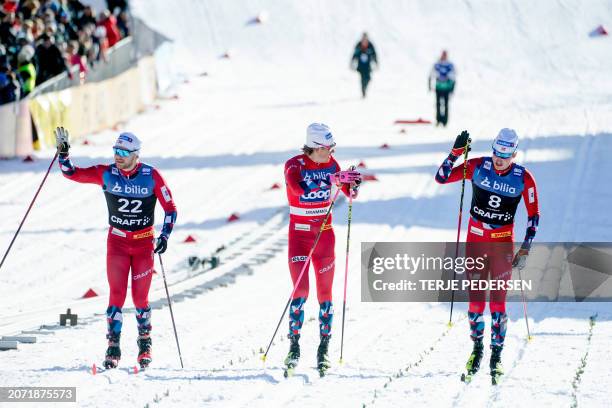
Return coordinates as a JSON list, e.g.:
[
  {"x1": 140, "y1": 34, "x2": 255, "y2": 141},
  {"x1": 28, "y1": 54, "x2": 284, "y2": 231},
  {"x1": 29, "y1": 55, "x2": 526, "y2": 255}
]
[{"x1": 488, "y1": 195, "x2": 501, "y2": 209}]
